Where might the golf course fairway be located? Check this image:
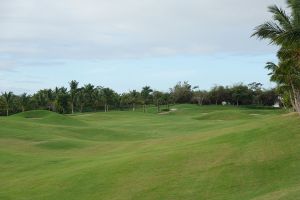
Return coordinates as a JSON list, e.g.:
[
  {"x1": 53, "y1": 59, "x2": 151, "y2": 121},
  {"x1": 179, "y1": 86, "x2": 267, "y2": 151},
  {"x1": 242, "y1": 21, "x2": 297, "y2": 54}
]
[{"x1": 0, "y1": 105, "x2": 299, "y2": 200}]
